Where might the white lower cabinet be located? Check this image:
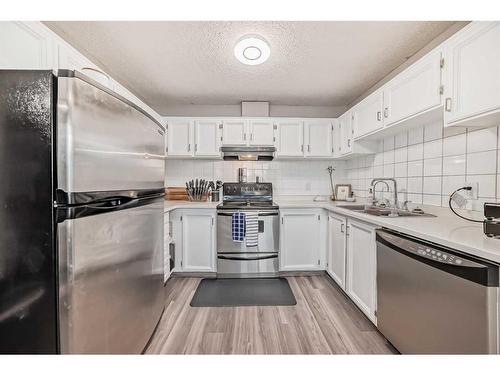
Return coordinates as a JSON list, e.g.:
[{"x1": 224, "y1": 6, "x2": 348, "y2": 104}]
[
  {"x1": 163, "y1": 212, "x2": 172, "y2": 283},
  {"x1": 327, "y1": 213, "x2": 347, "y2": 290},
  {"x1": 280, "y1": 209, "x2": 326, "y2": 271},
  {"x1": 171, "y1": 209, "x2": 216, "y2": 273},
  {"x1": 345, "y1": 219, "x2": 377, "y2": 324}
]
